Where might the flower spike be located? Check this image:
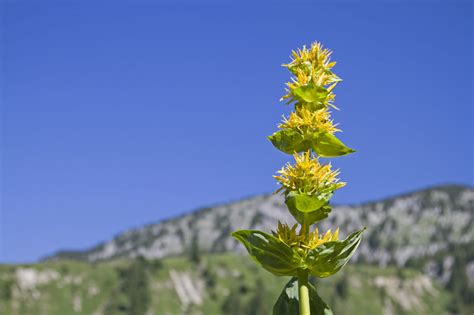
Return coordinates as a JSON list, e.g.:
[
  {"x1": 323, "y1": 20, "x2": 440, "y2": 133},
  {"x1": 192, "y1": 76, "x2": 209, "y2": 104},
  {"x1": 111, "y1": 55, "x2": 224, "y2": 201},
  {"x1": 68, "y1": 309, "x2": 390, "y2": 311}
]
[{"x1": 232, "y1": 41, "x2": 364, "y2": 315}]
